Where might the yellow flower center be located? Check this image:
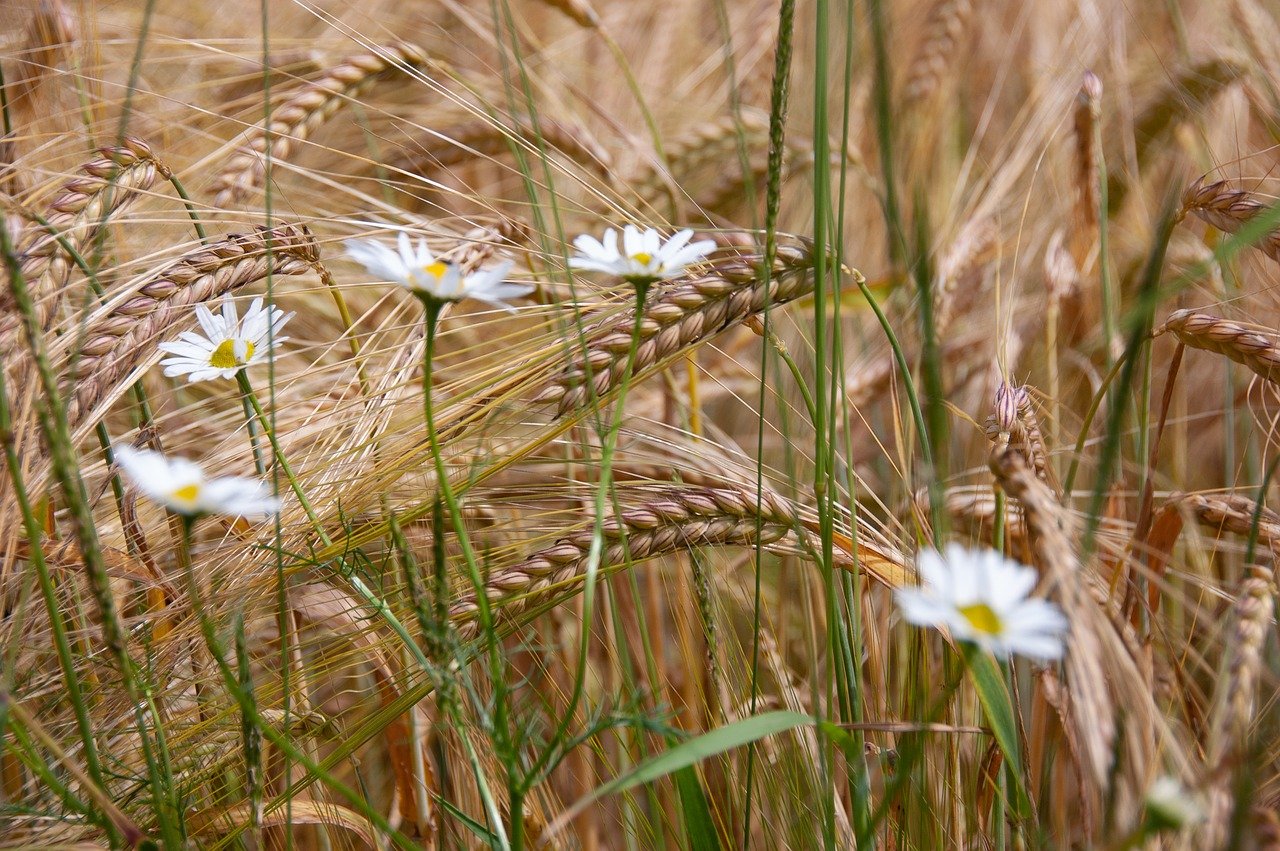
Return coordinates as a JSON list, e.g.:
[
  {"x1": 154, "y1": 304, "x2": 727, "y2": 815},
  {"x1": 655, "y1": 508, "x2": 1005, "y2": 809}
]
[
  {"x1": 423, "y1": 261, "x2": 448, "y2": 280},
  {"x1": 958, "y1": 603, "x2": 1003, "y2": 636},
  {"x1": 210, "y1": 338, "x2": 252, "y2": 369},
  {"x1": 631, "y1": 252, "x2": 653, "y2": 266},
  {"x1": 172, "y1": 483, "x2": 201, "y2": 504}
]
